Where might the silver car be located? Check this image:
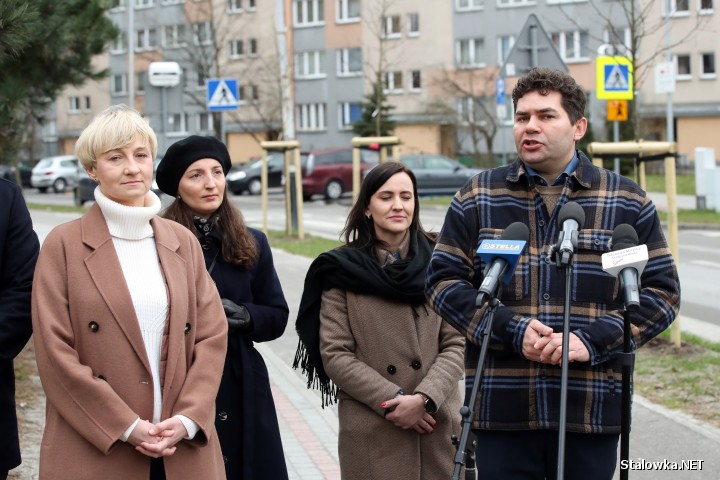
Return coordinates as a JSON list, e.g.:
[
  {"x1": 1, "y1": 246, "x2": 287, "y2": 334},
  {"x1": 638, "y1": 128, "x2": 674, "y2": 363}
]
[{"x1": 31, "y1": 155, "x2": 79, "y2": 193}]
